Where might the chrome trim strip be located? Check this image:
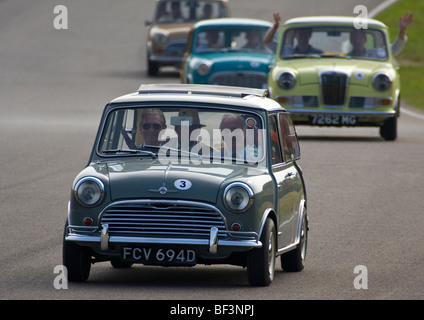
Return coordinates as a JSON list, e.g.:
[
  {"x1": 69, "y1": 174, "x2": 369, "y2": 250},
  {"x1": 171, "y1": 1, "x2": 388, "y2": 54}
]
[
  {"x1": 149, "y1": 55, "x2": 183, "y2": 63},
  {"x1": 287, "y1": 109, "x2": 396, "y2": 117},
  {"x1": 277, "y1": 242, "x2": 298, "y2": 254}
]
